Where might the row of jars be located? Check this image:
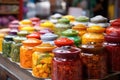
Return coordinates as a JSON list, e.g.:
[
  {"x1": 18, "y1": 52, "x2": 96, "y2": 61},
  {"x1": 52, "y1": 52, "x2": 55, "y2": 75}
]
[{"x1": 0, "y1": 17, "x2": 120, "y2": 80}]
